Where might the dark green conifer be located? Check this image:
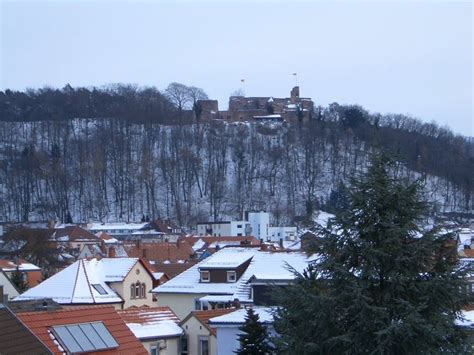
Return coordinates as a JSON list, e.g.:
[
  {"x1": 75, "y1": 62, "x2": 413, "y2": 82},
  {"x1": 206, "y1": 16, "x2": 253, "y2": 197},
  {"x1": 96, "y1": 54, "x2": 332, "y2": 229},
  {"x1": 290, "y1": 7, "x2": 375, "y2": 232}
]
[
  {"x1": 236, "y1": 307, "x2": 274, "y2": 355},
  {"x1": 274, "y1": 154, "x2": 472, "y2": 354}
]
